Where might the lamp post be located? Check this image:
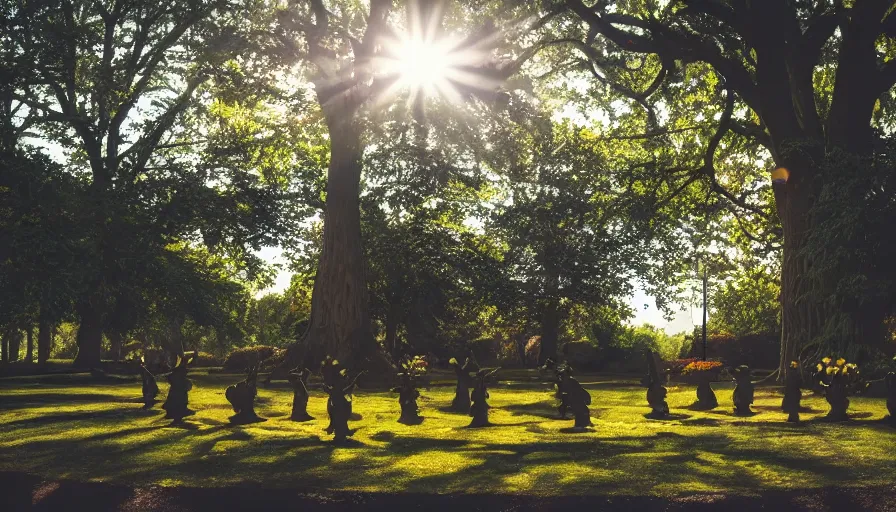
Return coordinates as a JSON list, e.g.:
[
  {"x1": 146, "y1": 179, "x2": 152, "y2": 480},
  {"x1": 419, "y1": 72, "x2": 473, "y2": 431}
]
[
  {"x1": 702, "y1": 263, "x2": 707, "y2": 362},
  {"x1": 694, "y1": 257, "x2": 708, "y2": 361}
]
